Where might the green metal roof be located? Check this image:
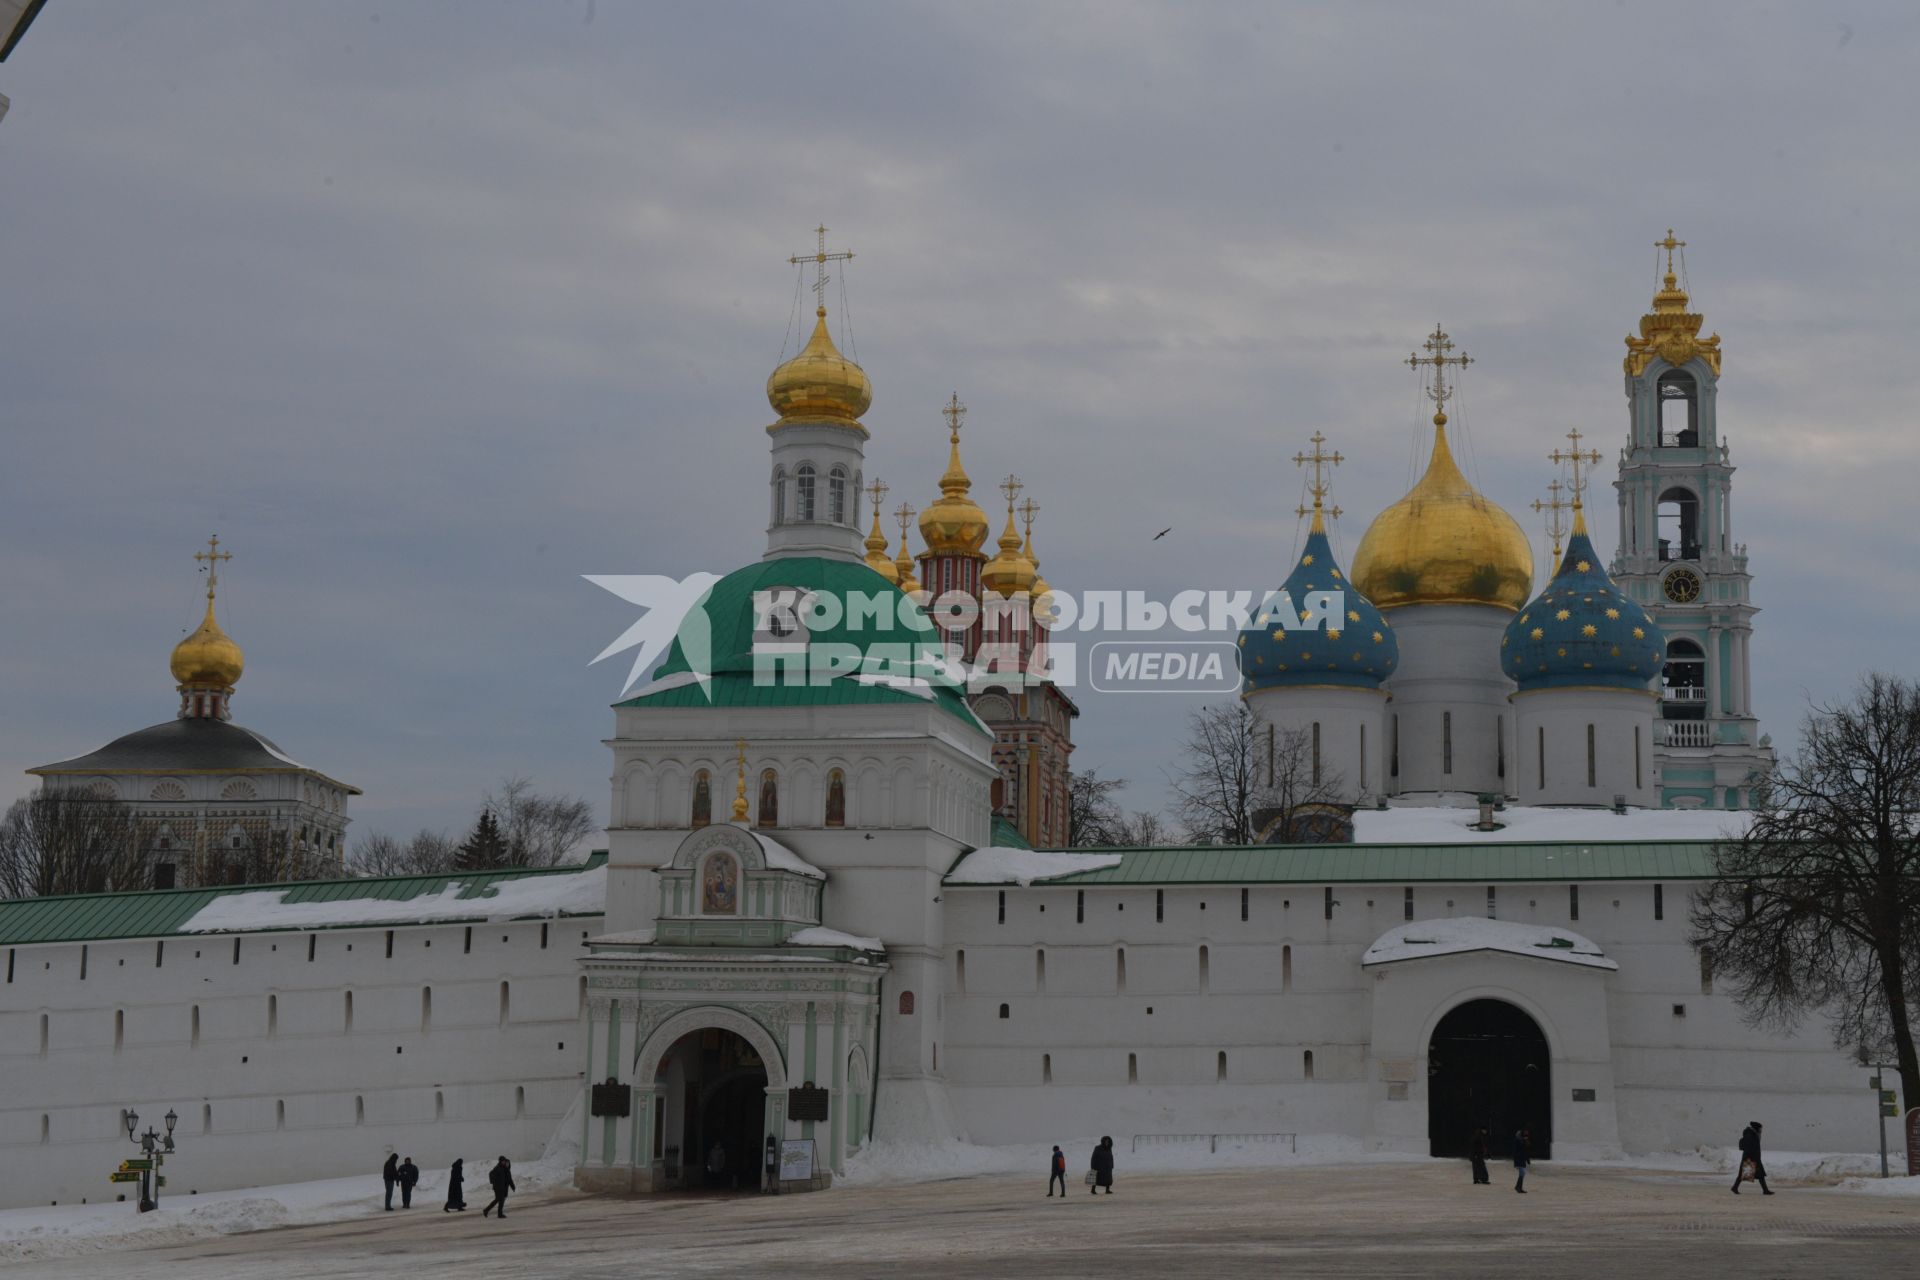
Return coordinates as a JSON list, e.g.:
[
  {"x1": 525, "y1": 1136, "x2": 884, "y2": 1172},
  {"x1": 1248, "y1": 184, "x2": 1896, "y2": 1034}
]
[
  {"x1": 945, "y1": 841, "x2": 1721, "y2": 887},
  {"x1": 990, "y1": 815, "x2": 1032, "y2": 850},
  {"x1": 0, "y1": 862, "x2": 602, "y2": 947}
]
